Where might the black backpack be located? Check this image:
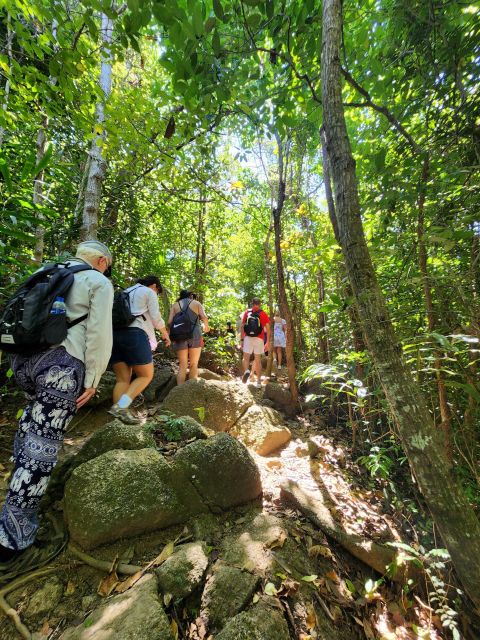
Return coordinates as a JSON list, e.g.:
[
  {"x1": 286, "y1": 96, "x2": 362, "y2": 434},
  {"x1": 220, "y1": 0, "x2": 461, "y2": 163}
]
[
  {"x1": 243, "y1": 309, "x2": 262, "y2": 337},
  {"x1": 0, "y1": 263, "x2": 93, "y2": 356},
  {"x1": 170, "y1": 300, "x2": 198, "y2": 341},
  {"x1": 112, "y1": 285, "x2": 145, "y2": 329}
]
